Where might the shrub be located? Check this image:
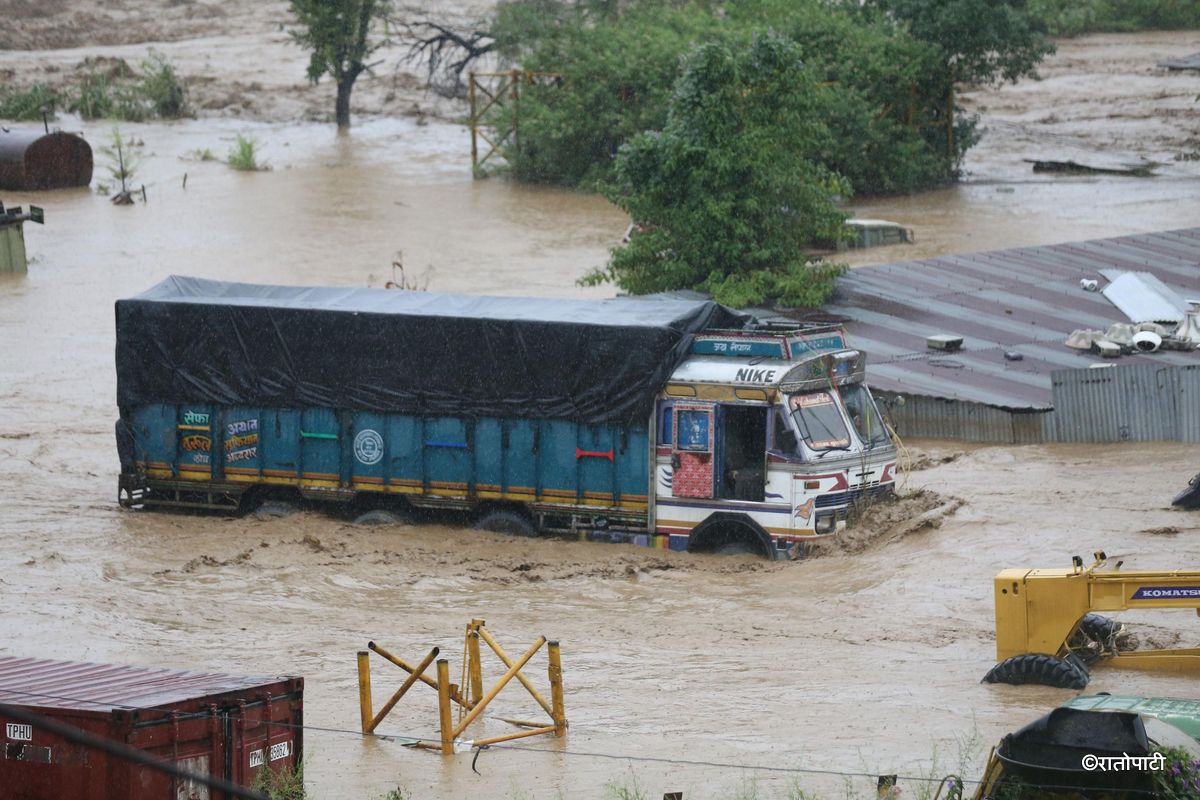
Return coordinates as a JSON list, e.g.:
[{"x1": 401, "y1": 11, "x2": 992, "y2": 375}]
[
  {"x1": 137, "y1": 49, "x2": 187, "y2": 118},
  {"x1": 227, "y1": 135, "x2": 268, "y2": 171},
  {"x1": 0, "y1": 84, "x2": 59, "y2": 121}
]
